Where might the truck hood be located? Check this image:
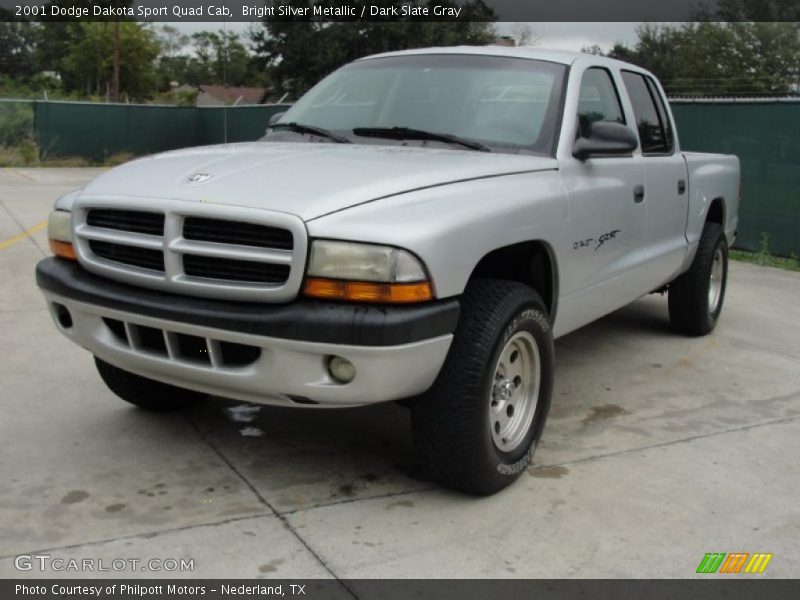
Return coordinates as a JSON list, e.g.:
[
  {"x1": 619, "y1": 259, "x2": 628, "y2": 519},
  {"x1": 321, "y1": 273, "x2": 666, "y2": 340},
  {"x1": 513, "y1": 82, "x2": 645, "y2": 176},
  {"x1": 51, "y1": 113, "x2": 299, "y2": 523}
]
[{"x1": 80, "y1": 142, "x2": 557, "y2": 221}]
